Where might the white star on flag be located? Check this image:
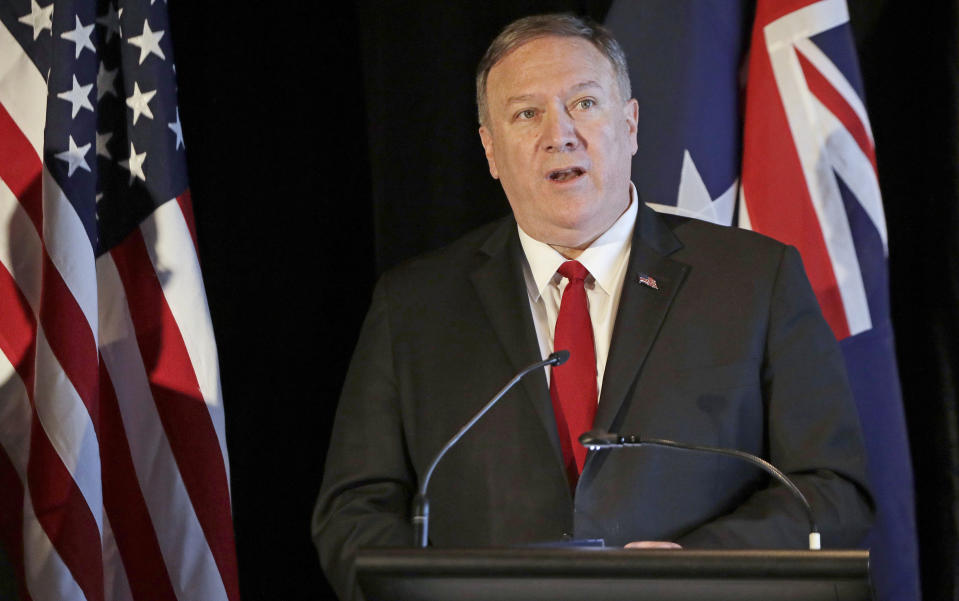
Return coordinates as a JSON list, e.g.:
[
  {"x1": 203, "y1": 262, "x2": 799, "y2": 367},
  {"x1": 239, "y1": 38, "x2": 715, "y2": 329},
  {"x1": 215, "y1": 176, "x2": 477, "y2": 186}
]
[
  {"x1": 96, "y1": 2, "x2": 122, "y2": 42},
  {"x1": 127, "y1": 19, "x2": 166, "y2": 65},
  {"x1": 96, "y1": 131, "x2": 113, "y2": 159},
  {"x1": 118, "y1": 142, "x2": 147, "y2": 183},
  {"x1": 126, "y1": 82, "x2": 156, "y2": 124},
  {"x1": 54, "y1": 135, "x2": 92, "y2": 176},
  {"x1": 57, "y1": 75, "x2": 94, "y2": 118},
  {"x1": 97, "y1": 62, "x2": 118, "y2": 100},
  {"x1": 169, "y1": 108, "x2": 185, "y2": 149},
  {"x1": 646, "y1": 150, "x2": 737, "y2": 226},
  {"x1": 17, "y1": 0, "x2": 53, "y2": 40},
  {"x1": 61, "y1": 16, "x2": 95, "y2": 59}
]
